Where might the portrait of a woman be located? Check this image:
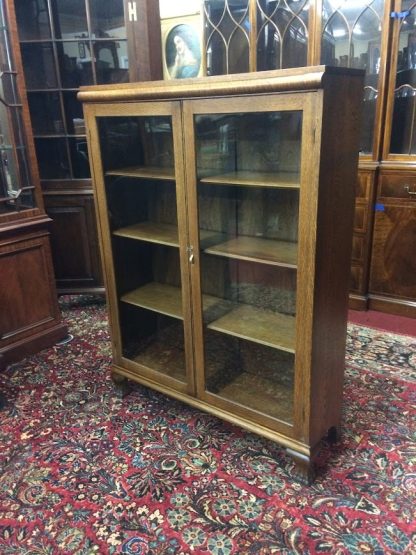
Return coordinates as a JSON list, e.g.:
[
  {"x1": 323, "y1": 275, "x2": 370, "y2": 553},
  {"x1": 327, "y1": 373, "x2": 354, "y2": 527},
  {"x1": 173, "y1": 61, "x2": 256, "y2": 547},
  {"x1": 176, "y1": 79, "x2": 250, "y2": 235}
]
[{"x1": 165, "y1": 24, "x2": 201, "y2": 79}]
